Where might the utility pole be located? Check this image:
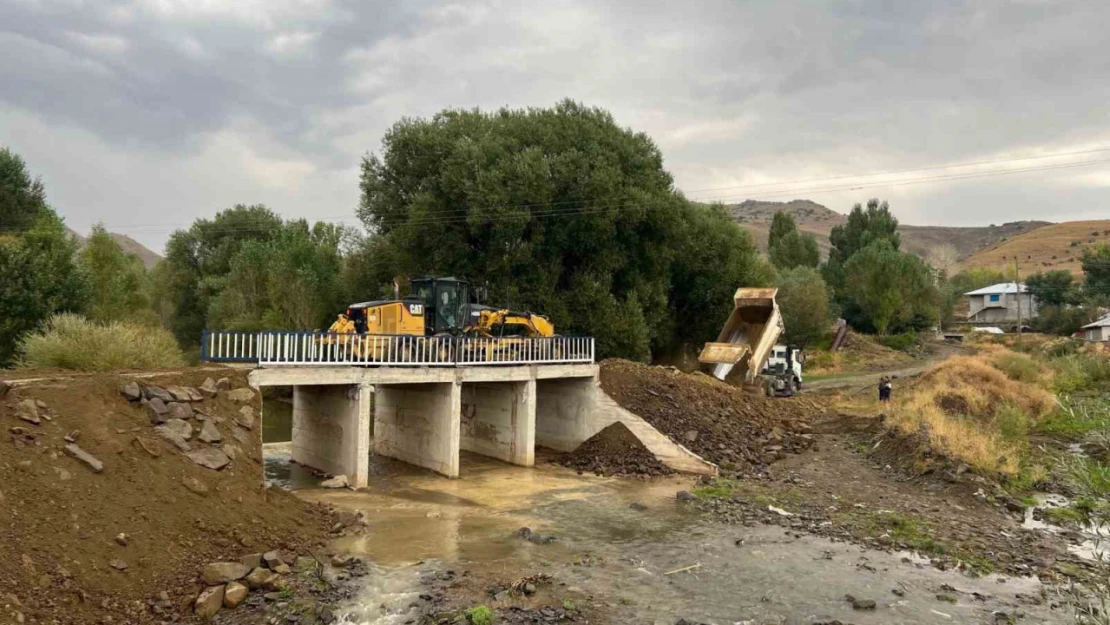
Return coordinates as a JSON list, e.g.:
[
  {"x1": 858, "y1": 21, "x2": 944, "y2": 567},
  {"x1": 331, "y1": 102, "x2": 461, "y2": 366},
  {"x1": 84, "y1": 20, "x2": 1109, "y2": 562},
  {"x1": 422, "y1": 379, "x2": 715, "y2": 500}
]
[{"x1": 1014, "y1": 261, "x2": 1023, "y2": 348}]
